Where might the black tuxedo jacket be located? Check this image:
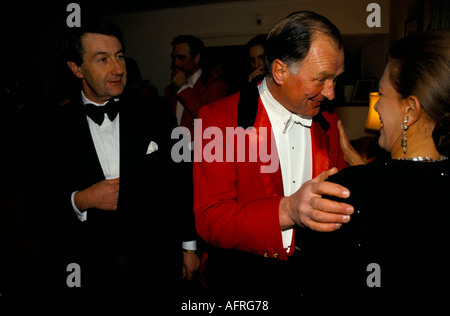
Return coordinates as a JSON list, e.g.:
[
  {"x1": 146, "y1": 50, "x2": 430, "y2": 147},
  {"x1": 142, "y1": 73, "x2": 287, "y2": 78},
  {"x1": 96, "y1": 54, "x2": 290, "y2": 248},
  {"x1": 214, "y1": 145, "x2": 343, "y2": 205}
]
[{"x1": 34, "y1": 92, "x2": 195, "y2": 294}]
